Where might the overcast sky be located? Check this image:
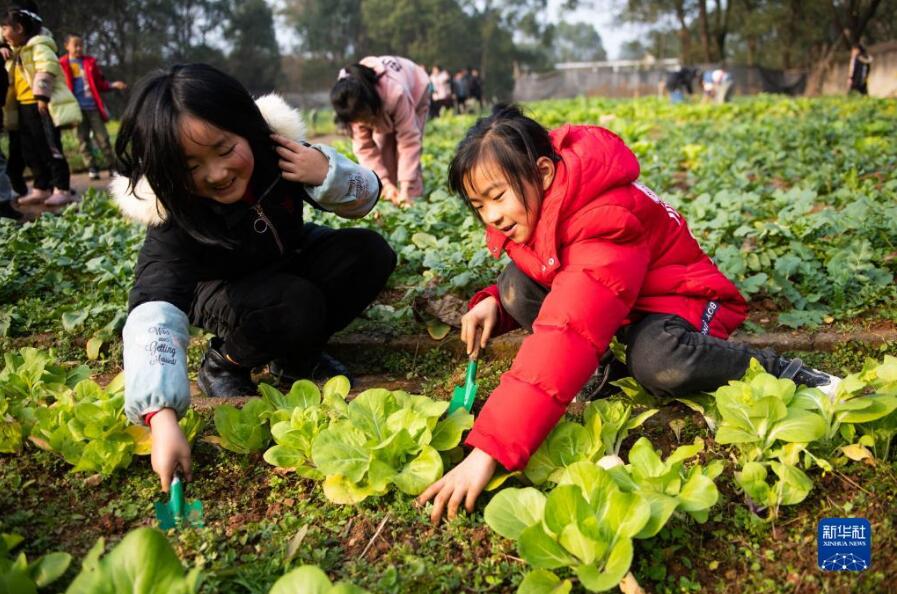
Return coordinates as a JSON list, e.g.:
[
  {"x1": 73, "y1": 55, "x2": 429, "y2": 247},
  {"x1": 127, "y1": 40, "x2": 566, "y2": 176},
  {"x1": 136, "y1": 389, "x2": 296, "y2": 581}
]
[
  {"x1": 273, "y1": 0, "x2": 642, "y2": 60},
  {"x1": 546, "y1": 0, "x2": 642, "y2": 59}
]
